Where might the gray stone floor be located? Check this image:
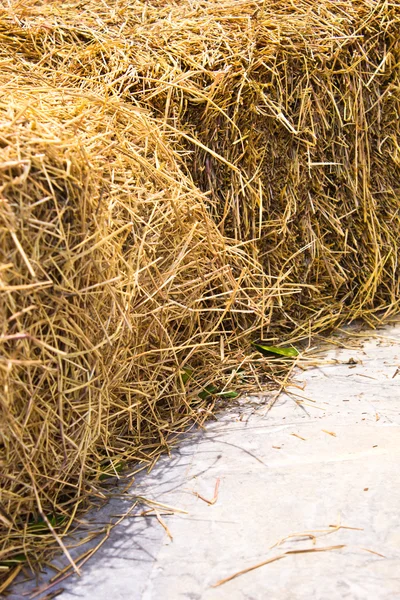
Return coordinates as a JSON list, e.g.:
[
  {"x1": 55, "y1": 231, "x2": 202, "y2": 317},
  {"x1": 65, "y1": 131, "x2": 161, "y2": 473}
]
[{"x1": 11, "y1": 321, "x2": 400, "y2": 600}]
